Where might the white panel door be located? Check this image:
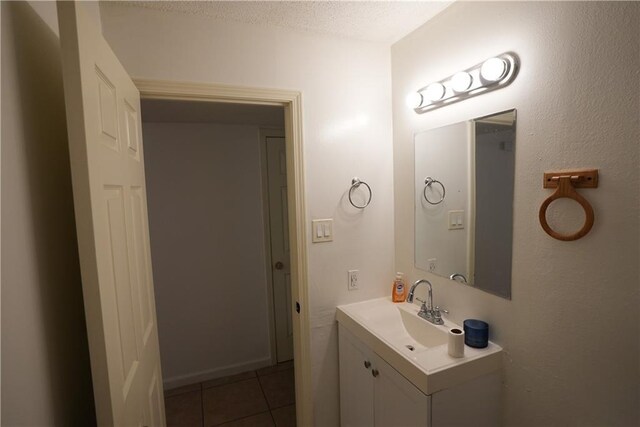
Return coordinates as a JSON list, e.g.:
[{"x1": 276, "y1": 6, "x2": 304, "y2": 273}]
[
  {"x1": 57, "y1": 2, "x2": 165, "y2": 426},
  {"x1": 266, "y1": 136, "x2": 294, "y2": 362}
]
